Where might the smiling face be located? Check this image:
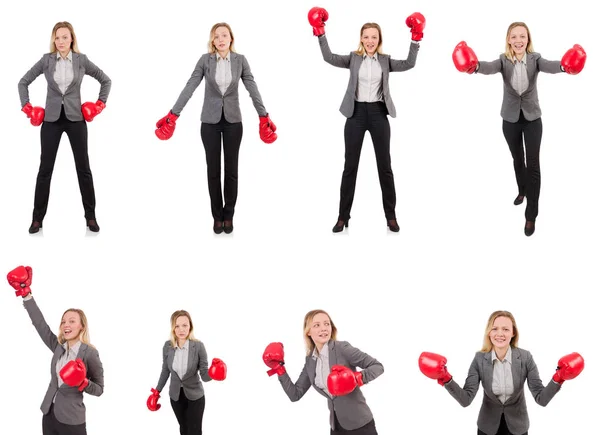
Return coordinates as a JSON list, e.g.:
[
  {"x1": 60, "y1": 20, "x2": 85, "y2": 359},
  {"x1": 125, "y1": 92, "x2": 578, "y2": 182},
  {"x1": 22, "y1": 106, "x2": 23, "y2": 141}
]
[
  {"x1": 507, "y1": 25, "x2": 528, "y2": 58},
  {"x1": 489, "y1": 316, "x2": 515, "y2": 352},
  {"x1": 361, "y1": 27, "x2": 380, "y2": 56},
  {"x1": 213, "y1": 26, "x2": 232, "y2": 55},
  {"x1": 307, "y1": 312, "x2": 332, "y2": 348},
  {"x1": 61, "y1": 311, "x2": 83, "y2": 342},
  {"x1": 54, "y1": 27, "x2": 72, "y2": 57}
]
